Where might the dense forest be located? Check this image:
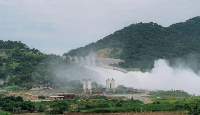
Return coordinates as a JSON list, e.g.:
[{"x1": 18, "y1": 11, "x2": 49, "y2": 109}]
[
  {"x1": 0, "y1": 40, "x2": 99, "y2": 89},
  {"x1": 64, "y1": 16, "x2": 200, "y2": 71}
]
